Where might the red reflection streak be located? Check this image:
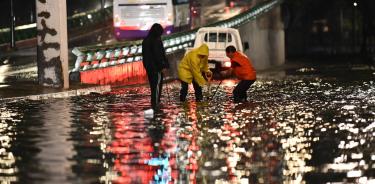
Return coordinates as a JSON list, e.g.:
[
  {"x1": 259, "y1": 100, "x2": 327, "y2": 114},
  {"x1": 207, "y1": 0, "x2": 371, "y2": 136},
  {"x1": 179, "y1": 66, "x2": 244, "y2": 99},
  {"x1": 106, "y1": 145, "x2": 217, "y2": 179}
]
[
  {"x1": 178, "y1": 102, "x2": 201, "y2": 183},
  {"x1": 160, "y1": 123, "x2": 179, "y2": 180},
  {"x1": 223, "y1": 101, "x2": 281, "y2": 183},
  {"x1": 80, "y1": 61, "x2": 148, "y2": 85},
  {"x1": 107, "y1": 108, "x2": 179, "y2": 183},
  {"x1": 108, "y1": 113, "x2": 154, "y2": 183}
]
